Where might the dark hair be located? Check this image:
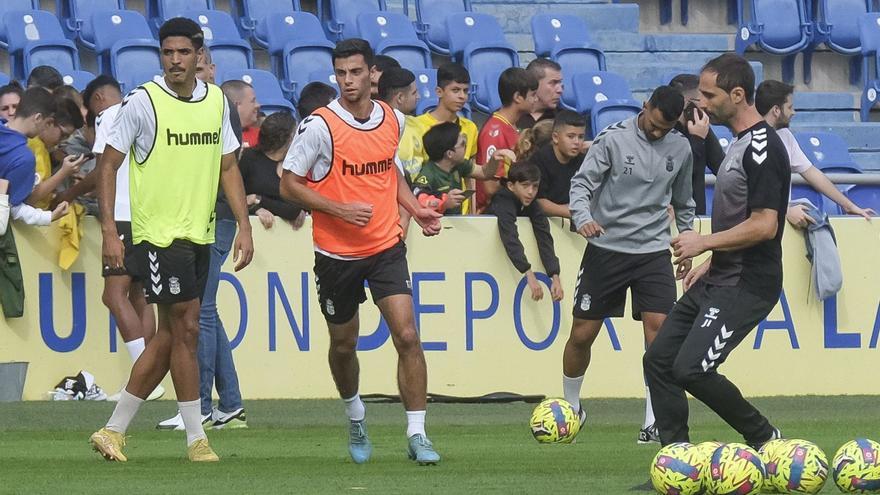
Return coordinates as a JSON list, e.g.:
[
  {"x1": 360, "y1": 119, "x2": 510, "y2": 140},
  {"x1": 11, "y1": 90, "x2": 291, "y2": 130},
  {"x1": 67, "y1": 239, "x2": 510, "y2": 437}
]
[
  {"x1": 0, "y1": 82, "x2": 23, "y2": 101},
  {"x1": 423, "y1": 121, "x2": 461, "y2": 162},
  {"x1": 507, "y1": 161, "x2": 541, "y2": 184},
  {"x1": 525, "y1": 58, "x2": 562, "y2": 80},
  {"x1": 54, "y1": 85, "x2": 82, "y2": 106},
  {"x1": 158, "y1": 17, "x2": 205, "y2": 49},
  {"x1": 552, "y1": 109, "x2": 586, "y2": 130},
  {"x1": 82, "y1": 75, "x2": 121, "y2": 109},
  {"x1": 256, "y1": 111, "x2": 296, "y2": 153},
  {"x1": 668, "y1": 73, "x2": 699, "y2": 93},
  {"x1": 378, "y1": 67, "x2": 415, "y2": 102},
  {"x1": 647, "y1": 85, "x2": 685, "y2": 123},
  {"x1": 755, "y1": 80, "x2": 794, "y2": 116},
  {"x1": 53, "y1": 96, "x2": 85, "y2": 129},
  {"x1": 27, "y1": 66, "x2": 64, "y2": 90},
  {"x1": 515, "y1": 120, "x2": 554, "y2": 161},
  {"x1": 701, "y1": 53, "x2": 755, "y2": 104},
  {"x1": 15, "y1": 87, "x2": 56, "y2": 119},
  {"x1": 297, "y1": 82, "x2": 337, "y2": 116},
  {"x1": 498, "y1": 67, "x2": 538, "y2": 107},
  {"x1": 373, "y1": 54, "x2": 400, "y2": 74},
  {"x1": 332, "y1": 38, "x2": 374, "y2": 68},
  {"x1": 437, "y1": 62, "x2": 470, "y2": 88}
]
